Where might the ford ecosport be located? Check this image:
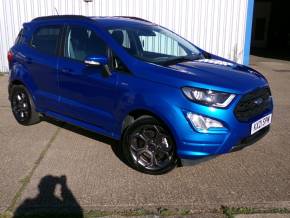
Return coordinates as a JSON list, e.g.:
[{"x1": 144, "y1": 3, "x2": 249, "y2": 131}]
[{"x1": 8, "y1": 15, "x2": 273, "y2": 174}]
